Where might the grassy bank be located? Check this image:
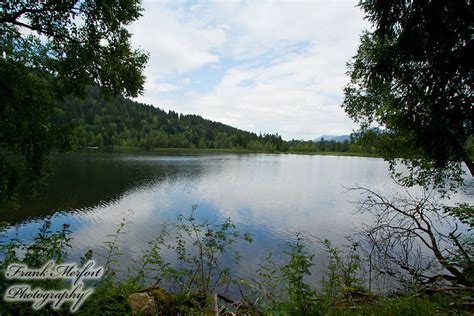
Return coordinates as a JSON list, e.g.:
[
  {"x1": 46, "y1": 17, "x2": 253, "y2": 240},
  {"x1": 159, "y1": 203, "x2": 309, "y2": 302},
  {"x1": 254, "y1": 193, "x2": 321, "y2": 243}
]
[
  {"x1": 0, "y1": 210, "x2": 470, "y2": 315},
  {"x1": 74, "y1": 146, "x2": 381, "y2": 158},
  {"x1": 285, "y1": 151, "x2": 380, "y2": 158}
]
